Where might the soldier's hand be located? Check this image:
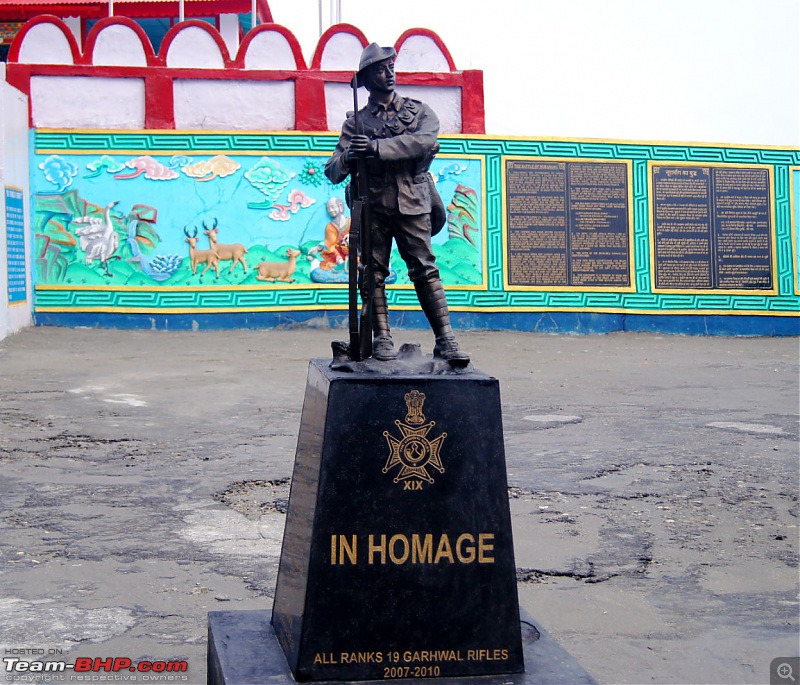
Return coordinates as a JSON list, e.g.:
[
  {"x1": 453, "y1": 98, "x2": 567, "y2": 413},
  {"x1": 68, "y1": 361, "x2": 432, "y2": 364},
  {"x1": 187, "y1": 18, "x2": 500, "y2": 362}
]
[{"x1": 347, "y1": 135, "x2": 377, "y2": 160}]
